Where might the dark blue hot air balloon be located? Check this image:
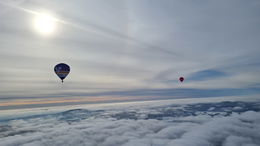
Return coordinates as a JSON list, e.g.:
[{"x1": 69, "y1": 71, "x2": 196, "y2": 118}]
[{"x1": 54, "y1": 63, "x2": 70, "y2": 82}]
